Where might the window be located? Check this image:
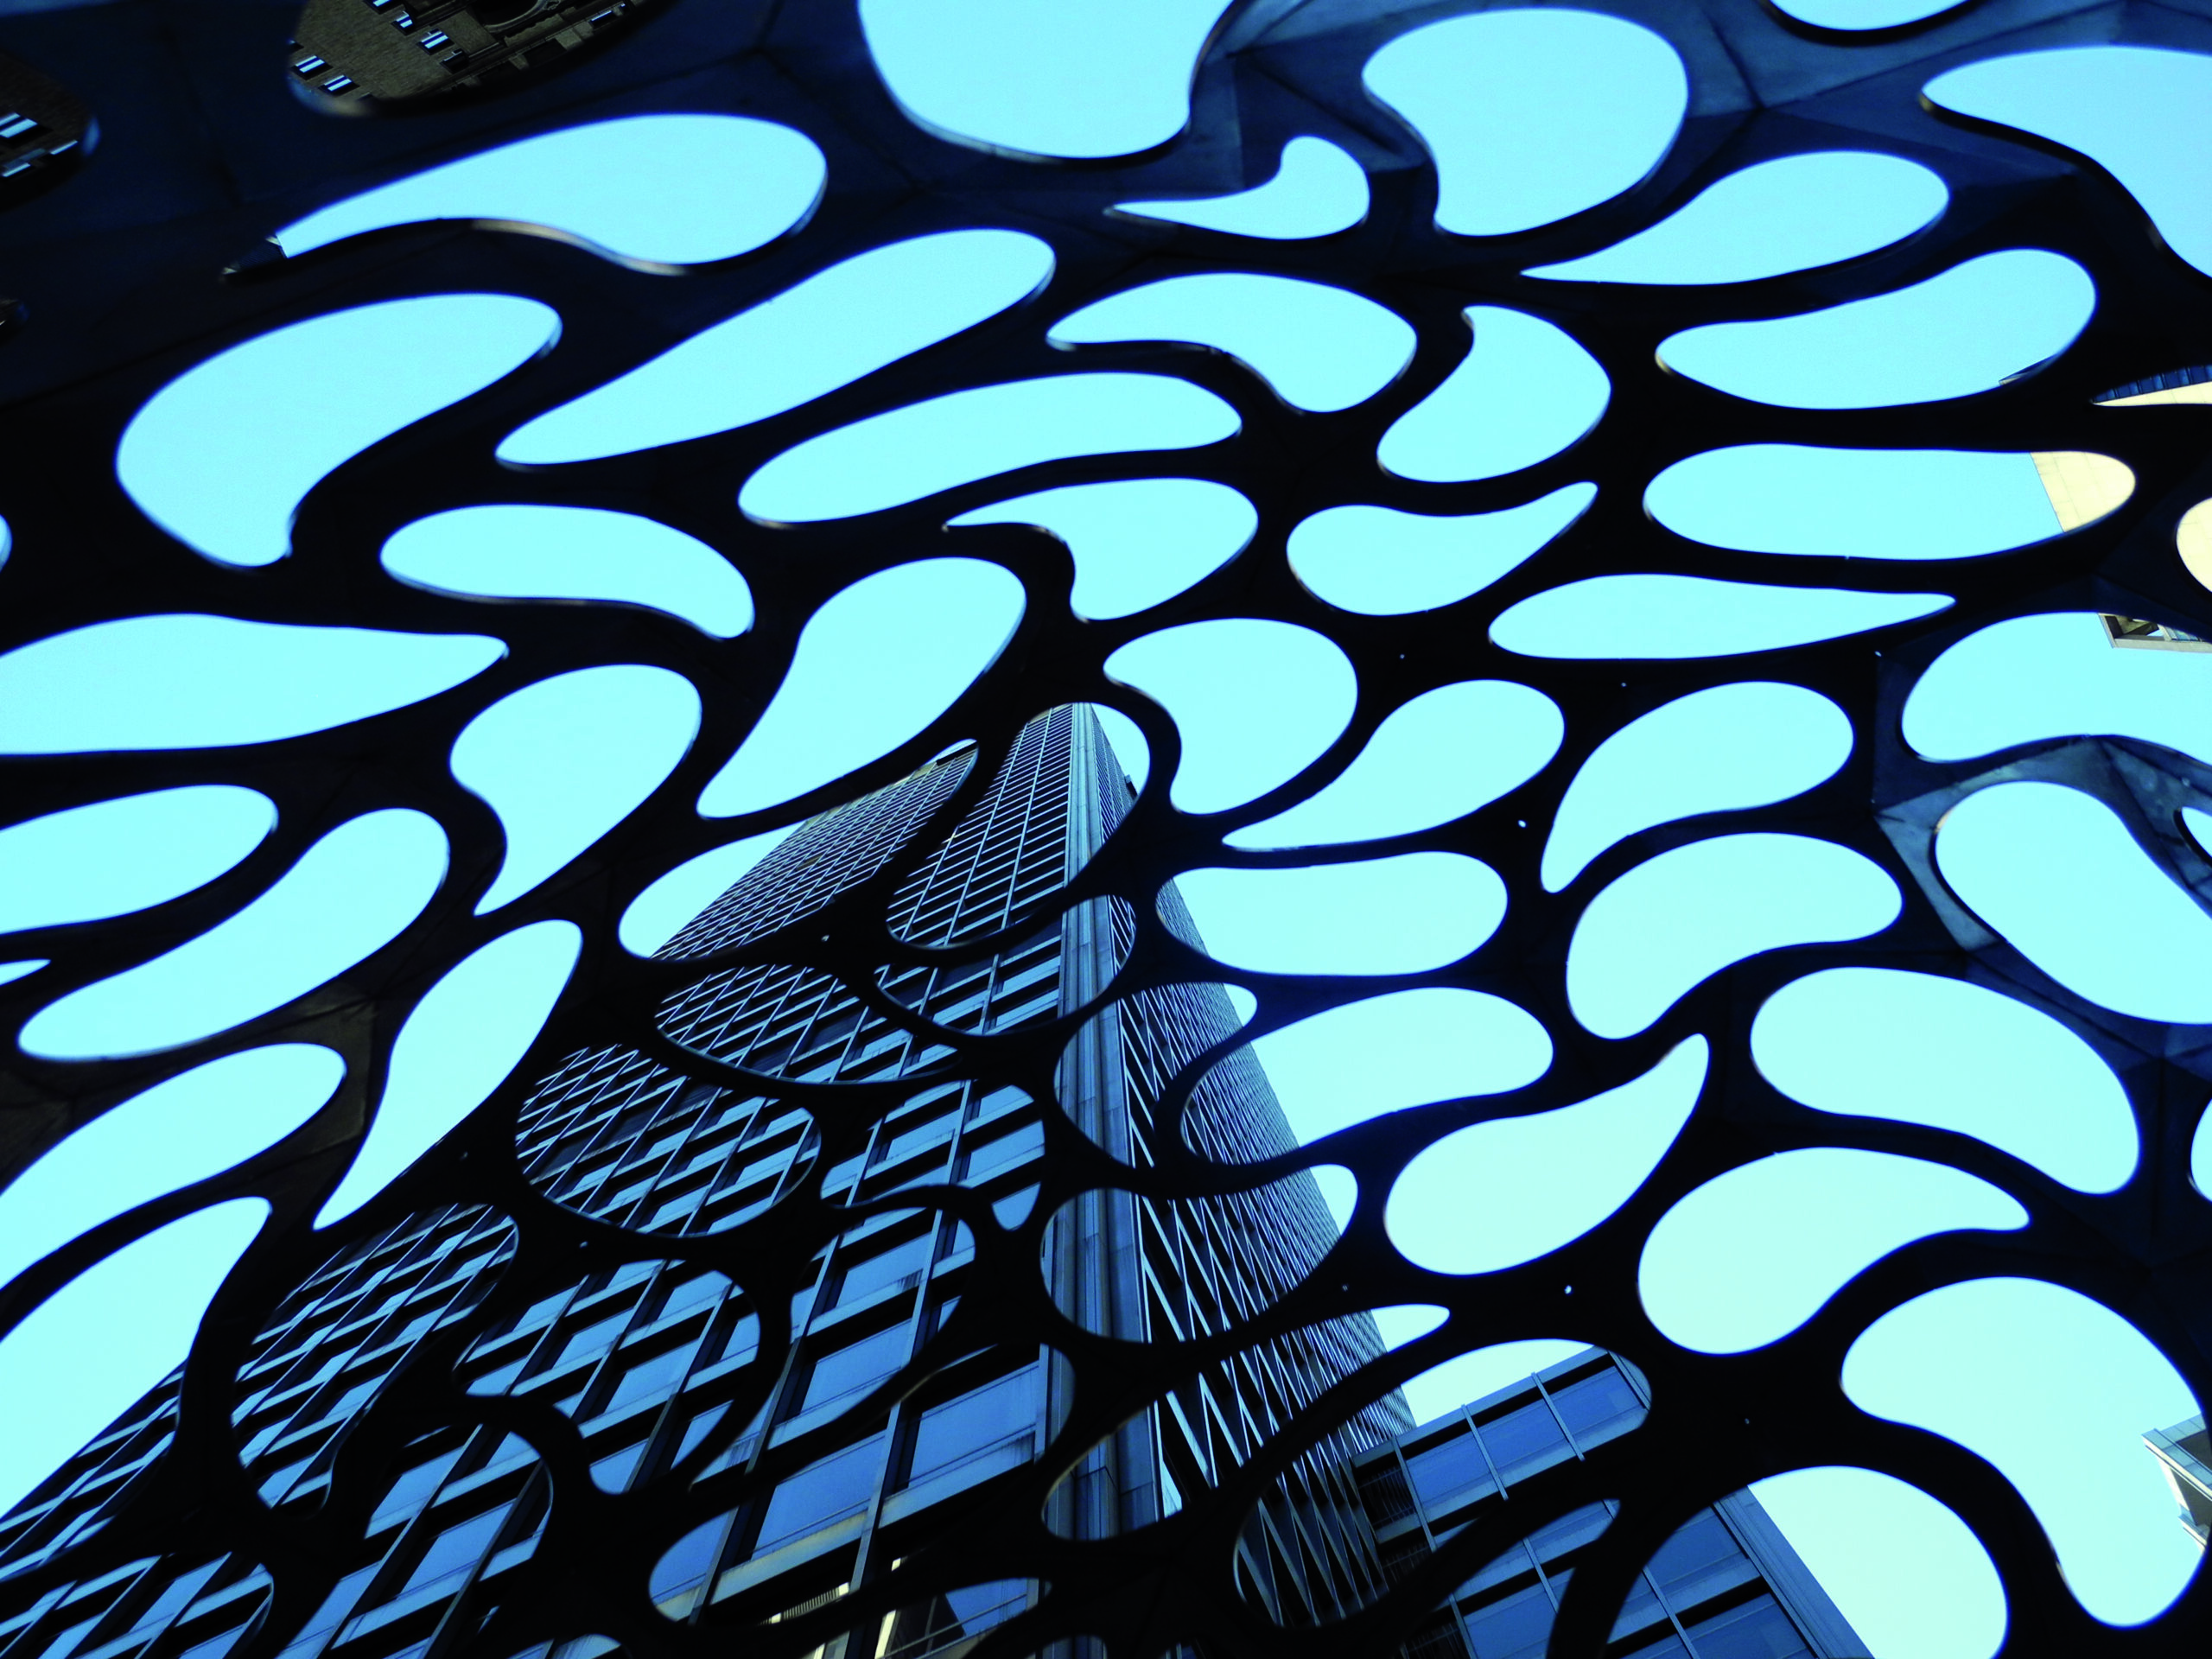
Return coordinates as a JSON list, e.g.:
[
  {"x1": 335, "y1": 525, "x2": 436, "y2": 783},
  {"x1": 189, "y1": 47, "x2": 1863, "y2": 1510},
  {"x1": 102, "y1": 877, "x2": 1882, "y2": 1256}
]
[
  {"x1": 319, "y1": 1376, "x2": 381, "y2": 1425},
  {"x1": 397, "y1": 1503, "x2": 511, "y2": 1599},
  {"x1": 836, "y1": 1236, "x2": 932, "y2": 1306},
  {"x1": 1526, "y1": 1500, "x2": 1611, "y2": 1564},
  {"x1": 551, "y1": 1313, "x2": 630, "y2": 1370},
  {"x1": 1405, "y1": 1429, "x2": 1491, "y2": 1515},
  {"x1": 1478, "y1": 1400, "x2": 1569, "y2": 1487},
  {"x1": 645, "y1": 1189, "x2": 704, "y2": 1229},
  {"x1": 877, "y1": 1580, "x2": 1032, "y2": 1659},
  {"x1": 119, "y1": 1560, "x2": 222, "y2": 1638},
  {"x1": 876, "y1": 1112, "x2": 957, "y2": 1166},
  {"x1": 654, "y1": 1274, "x2": 728, "y2": 1321},
  {"x1": 1551, "y1": 1368, "x2": 1645, "y2": 1451},
  {"x1": 257, "y1": 1461, "x2": 311, "y2": 1504},
  {"x1": 969, "y1": 1085, "x2": 1027, "y2": 1124},
  {"x1": 601, "y1": 1341, "x2": 699, "y2": 1413},
  {"x1": 1456, "y1": 1541, "x2": 1534, "y2": 1601},
  {"x1": 176, "y1": 1620, "x2": 257, "y2": 1659},
  {"x1": 1644, "y1": 1512, "x2": 1755, "y2": 1617},
  {"x1": 799, "y1": 1325, "x2": 910, "y2": 1413},
  {"x1": 368, "y1": 1449, "x2": 462, "y2": 1531},
  {"x1": 590, "y1": 1441, "x2": 648, "y2": 1493},
  {"x1": 1683, "y1": 1595, "x2": 1810, "y2": 1659},
  {"x1": 1611, "y1": 1572, "x2": 1669, "y2": 1640},
  {"x1": 905, "y1": 1366, "x2": 1041, "y2": 1487},
  {"x1": 1462, "y1": 1581, "x2": 1553, "y2": 1659},
  {"x1": 751, "y1": 1433, "x2": 887, "y2": 1554},
  {"x1": 275, "y1": 1563, "x2": 377, "y2": 1659},
  {"x1": 714, "y1": 1310, "x2": 762, "y2": 1367},
  {"x1": 676, "y1": 1404, "x2": 728, "y2": 1462},
  {"x1": 651, "y1": 1511, "x2": 731, "y2": 1616},
  {"x1": 960, "y1": 1122, "x2": 1042, "y2": 1183},
  {"x1": 465, "y1": 1354, "x2": 529, "y2": 1396}
]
